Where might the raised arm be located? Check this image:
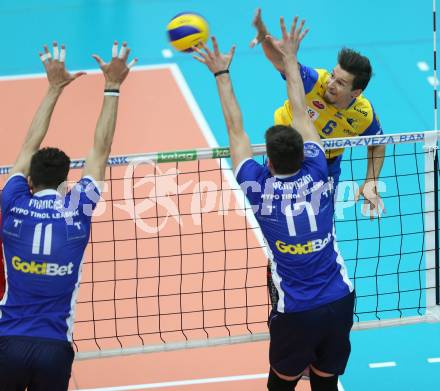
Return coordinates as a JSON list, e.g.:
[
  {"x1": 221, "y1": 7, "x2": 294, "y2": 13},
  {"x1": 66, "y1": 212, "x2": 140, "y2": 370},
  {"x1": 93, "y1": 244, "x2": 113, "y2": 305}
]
[
  {"x1": 267, "y1": 17, "x2": 319, "y2": 144},
  {"x1": 10, "y1": 43, "x2": 85, "y2": 177},
  {"x1": 193, "y1": 37, "x2": 252, "y2": 170},
  {"x1": 355, "y1": 144, "x2": 386, "y2": 219},
  {"x1": 82, "y1": 42, "x2": 137, "y2": 183},
  {"x1": 250, "y1": 8, "x2": 285, "y2": 73}
]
